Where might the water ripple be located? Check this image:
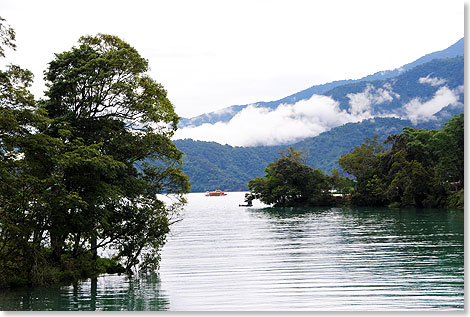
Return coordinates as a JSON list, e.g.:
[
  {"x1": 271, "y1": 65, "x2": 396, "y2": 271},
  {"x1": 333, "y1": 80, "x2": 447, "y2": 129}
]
[{"x1": 0, "y1": 192, "x2": 463, "y2": 311}]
